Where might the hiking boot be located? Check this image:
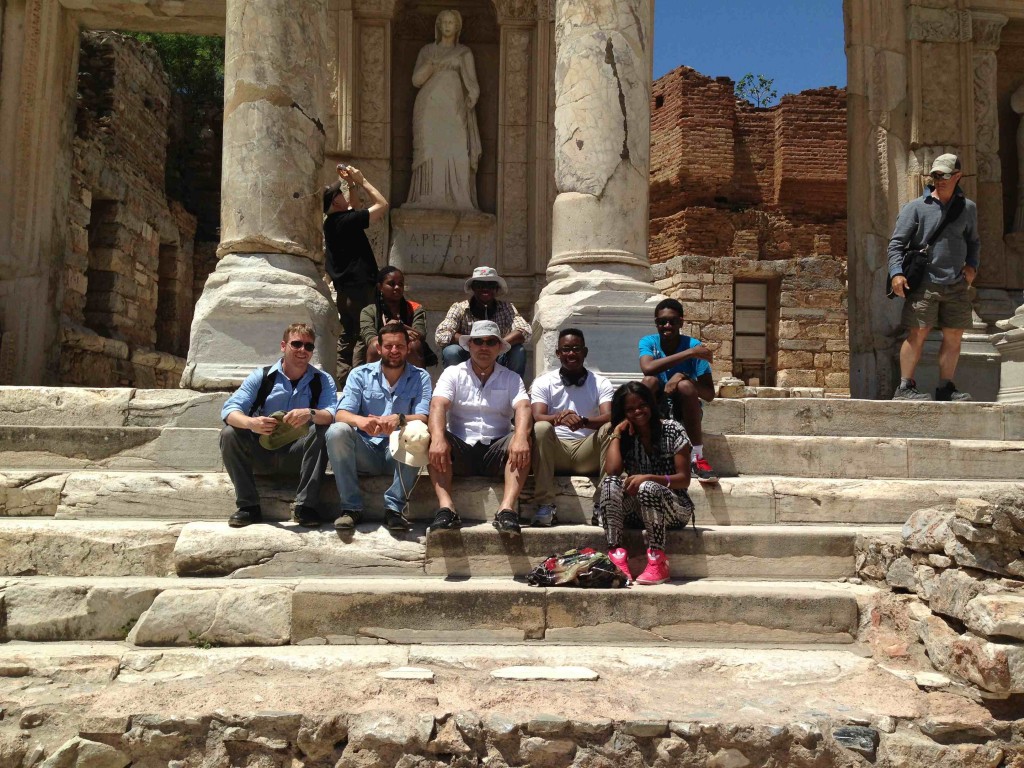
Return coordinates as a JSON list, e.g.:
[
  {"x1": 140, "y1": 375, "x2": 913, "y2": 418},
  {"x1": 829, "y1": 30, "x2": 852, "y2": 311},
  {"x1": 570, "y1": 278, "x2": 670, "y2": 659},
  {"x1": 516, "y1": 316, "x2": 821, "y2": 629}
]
[
  {"x1": 334, "y1": 509, "x2": 361, "y2": 531},
  {"x1": 228, "y1": 505, "x2": 262, "y2": 528},
  {"x1": 493, "y1": 509, "x2": 522, "y2": 535},
  {"x1": 935, "y1": 381, "x2": 972, "y2": 402},
  {"x1": 428, "y1": 507, "x2": 462, "y2": 533},
  {"x1": 384, "y1": 508, "x2": 412, "y2": 532},
  {"x1": 635, "y1": 549, "x2": 670, "y2": 585},
  {"x1": 608, "y1": 547, "x2": 633, "y2": 583},
  {"x1": 691, "y1": 455, "x2": 718, "y2": 485},
  {"x1": 292, "y1": 505, "x2": 320, "y2": 528},
  {"x1": 892, "y1": 380, "x2": 930, "y2": 401},
  {"x1": 532, "y1": 504, "x2": 556, "y2": 527}
]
